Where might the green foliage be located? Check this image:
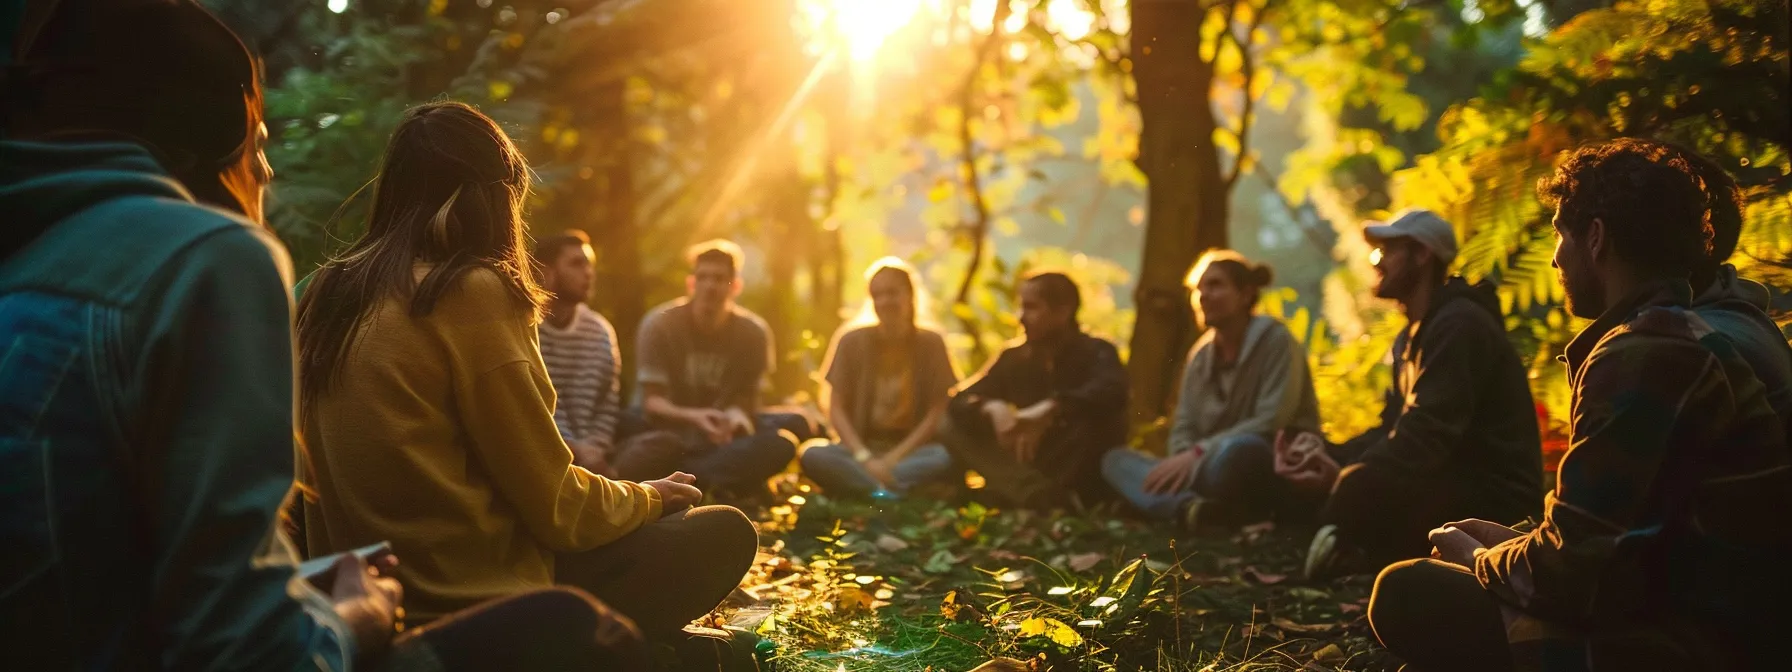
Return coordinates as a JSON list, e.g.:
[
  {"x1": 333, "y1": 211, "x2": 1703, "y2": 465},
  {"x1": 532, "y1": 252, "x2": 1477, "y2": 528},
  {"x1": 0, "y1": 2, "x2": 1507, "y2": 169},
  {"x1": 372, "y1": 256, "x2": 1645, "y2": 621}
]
[{"x1": 1392, "y1": 0, "x2": 1792, "y2": 429}]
